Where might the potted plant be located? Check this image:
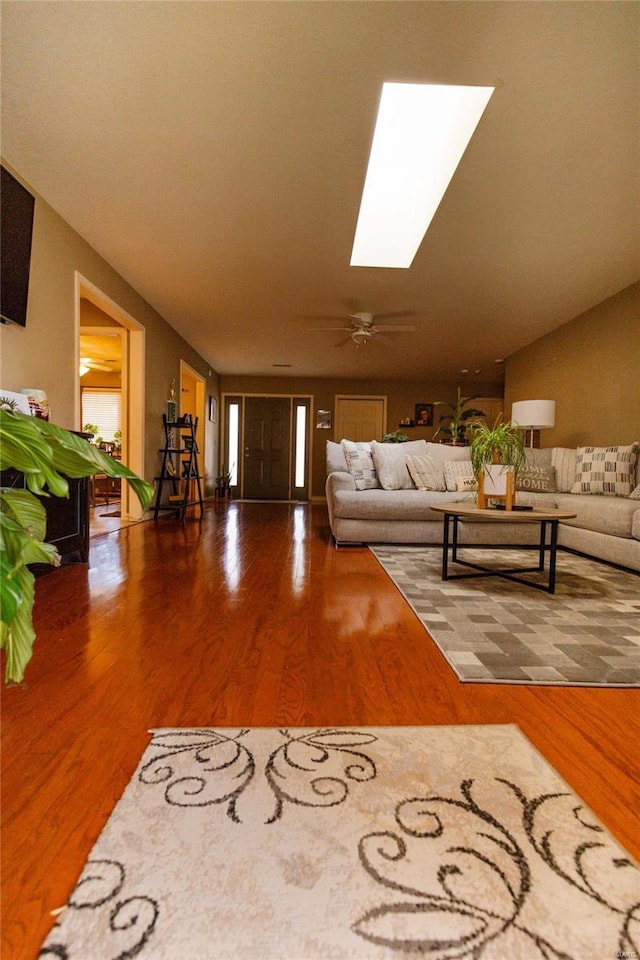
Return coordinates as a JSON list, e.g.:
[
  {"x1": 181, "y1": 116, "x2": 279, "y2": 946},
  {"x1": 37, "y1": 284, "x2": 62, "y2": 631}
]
[
  {"x1": 469, "y1": 417, "x2": 527, "y2": 509},
  {"x1": 215, "y1": 465, "x2": 233, "y2": 499},
  {"x1": 0, "y1": 409, "x2": 154, "y2": 684},
  {"x1": 432, "y1": 387, "x2": 485, "y2": 445},
  {"x1": 382, "y1": 430, "x2": 409, "y2": 443}
]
